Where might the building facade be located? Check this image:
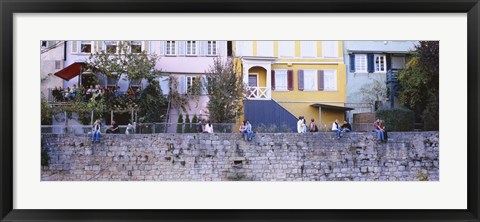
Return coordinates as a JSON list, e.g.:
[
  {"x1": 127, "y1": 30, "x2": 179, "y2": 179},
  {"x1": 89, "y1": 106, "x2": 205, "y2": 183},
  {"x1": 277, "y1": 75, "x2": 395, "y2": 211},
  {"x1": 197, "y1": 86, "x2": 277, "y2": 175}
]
[
  {"x1": 40, "y1": 41, "x2": 65, "y2": 100},
  {"x1": 343, "y1": 41, "x2": 418, "y2": 123},
  {"x1": 52, "y1": 40, "x2": 228, "y2": 130},
  {"x1": 235, "y1": 41, "x2": 348, "y2": 131}
]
